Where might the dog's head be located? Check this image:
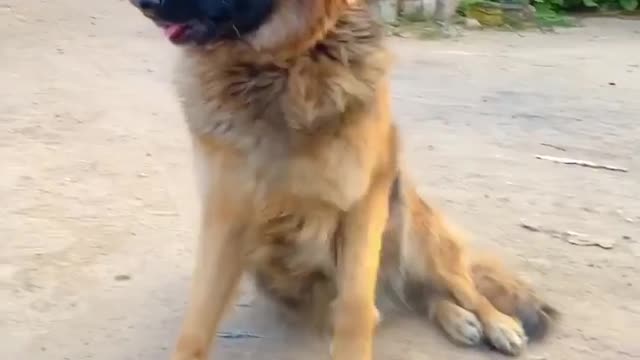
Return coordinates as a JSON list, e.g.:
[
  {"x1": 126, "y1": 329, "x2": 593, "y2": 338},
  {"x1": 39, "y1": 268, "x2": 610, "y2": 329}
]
[
  {"x1": 130, "y1": 0, "x2": 275, "y2": 45},
  {"x1": 131, "y1": 0, "x2": 361, "y2": 52}
]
